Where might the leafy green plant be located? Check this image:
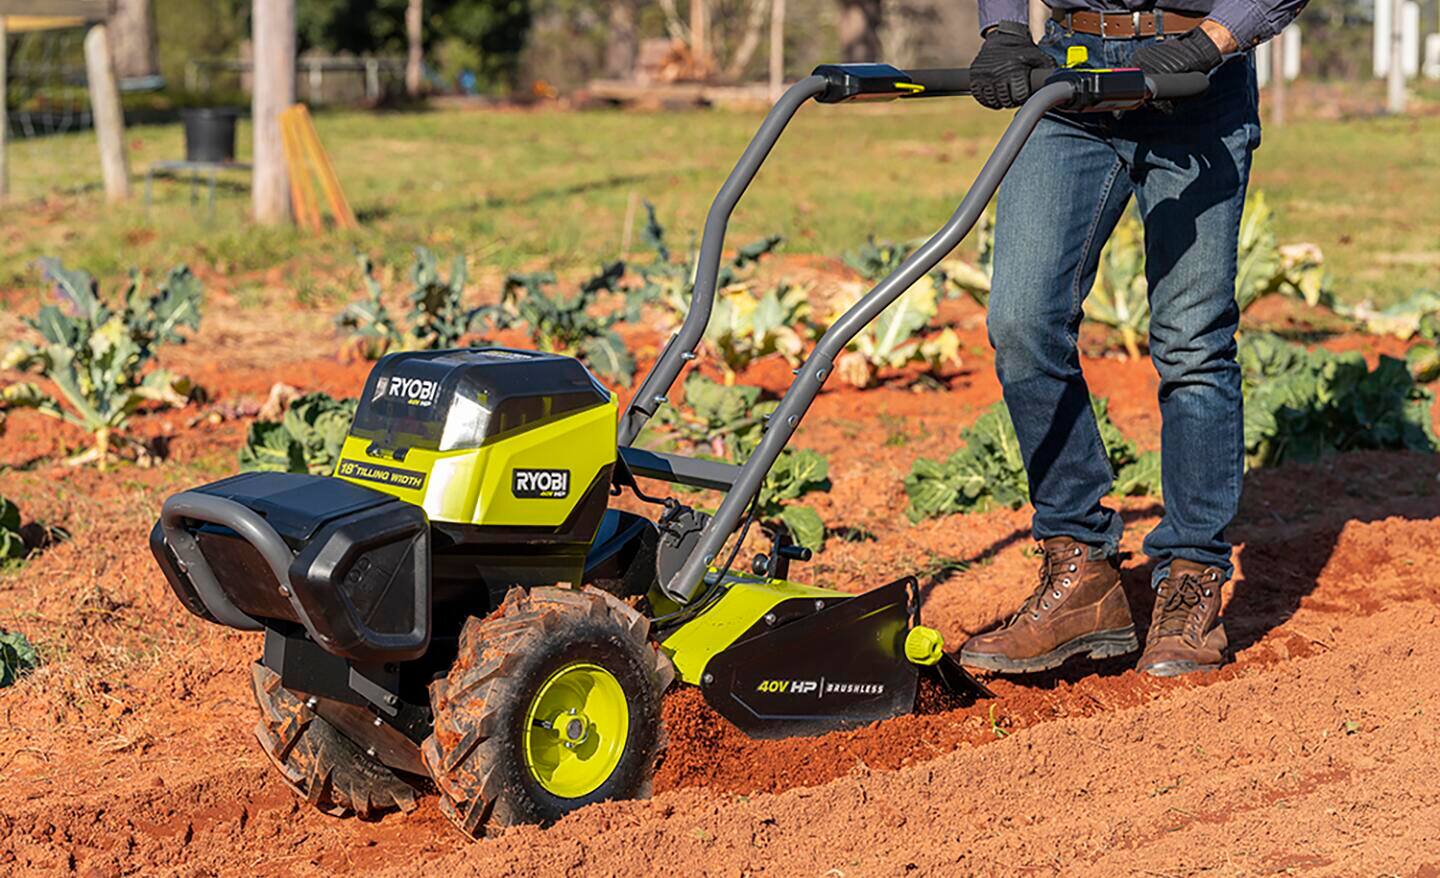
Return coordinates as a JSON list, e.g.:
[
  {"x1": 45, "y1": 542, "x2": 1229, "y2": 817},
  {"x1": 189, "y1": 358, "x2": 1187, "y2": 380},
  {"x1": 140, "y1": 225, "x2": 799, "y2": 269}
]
[
  {"x1": 1337, "y1": 290, "x2": 1440, "y2": 383},
  {"x1": 628, "y1": 202, "x2": 783, "y2": 323},
  {"x1": 1235, "y1": 192, "x2": 1328, "y2": 310},
  {"x1": 642, "y1": 373, "x2": 830, "y2": 550},
  {"x1": 751, "y1": 446, "x2": 831, "y2": 552},
  {"x1": 484, "y1": 262, "x2": 635, "y2": 385},
  {"x1": 238, "y1": 392, "x2": 358, "y2": 475},
  {"x1": 825, "y1": 278, "x2": 961, "y2": 389},
  {"x1": 904, "y1": 396, "x2": 1159, "y2": 522},
  {"x1": 1238, "y1": 333, "x2": 1436, "y2": 466},
  {"x1": 1407, "y1": 343, "x2": 1440, "y2": 384},
  {"x1": 842, "y1": 237, "x2": 940, "y2": 283},
  {"x1": 647, "y1": 372, "x2": 774, "y2": 459},
  {"x1": 704, "y1": 282, "x2": 811, "y2": 381},
  {"x1": 1084, "y1": 213, "x2": 1150, "y2": 360},
  {"x1": 337, "y1": 248, "x2": 475, "y2": 357},
  {"x1": 1338, "y1": 290, "x2": 1440, "y2": 341},
  {"x1": 1111, "y1": 449, "x2": 1164, "y2": 499},
  {"x1": 0, "y1": 496, "x2": 25, "y2": 561},
  {"x1": 0, "y1": 259, "x2": 202, "y2": 470},
  {"x1": 939, "y1": 209, "x2": 996, "y2": 308},
  {"x1": 1, "y1": 629, "x2": 39, "y2": 688}
]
